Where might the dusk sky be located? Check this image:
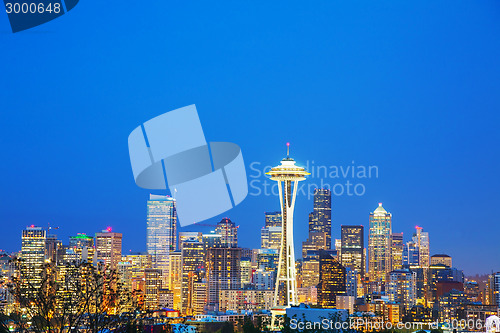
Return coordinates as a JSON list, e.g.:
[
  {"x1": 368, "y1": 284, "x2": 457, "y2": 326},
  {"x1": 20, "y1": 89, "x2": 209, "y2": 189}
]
[{"x1": 1, "y1": 1, "x2": 499, "y2": 275}]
